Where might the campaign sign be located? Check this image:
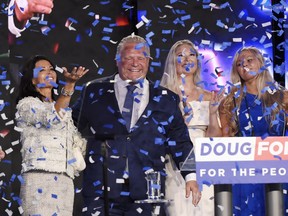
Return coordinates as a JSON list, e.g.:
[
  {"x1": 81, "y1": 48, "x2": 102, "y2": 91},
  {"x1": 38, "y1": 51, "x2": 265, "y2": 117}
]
[{"x1": 195, "y1": 136, "x2": 288, "y2": 185}]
